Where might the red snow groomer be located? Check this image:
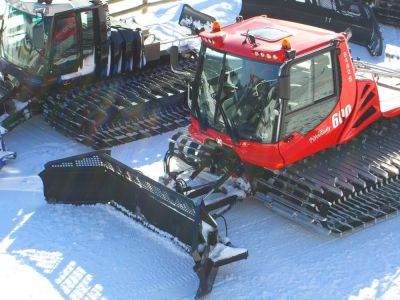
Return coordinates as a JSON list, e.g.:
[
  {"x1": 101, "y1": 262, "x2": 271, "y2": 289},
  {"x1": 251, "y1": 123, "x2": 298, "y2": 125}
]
[{"x1": 40, "y1": 15, "x2": 400, "y2": 298}]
